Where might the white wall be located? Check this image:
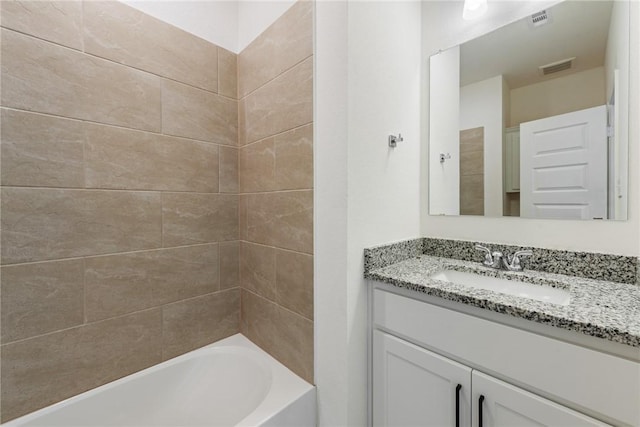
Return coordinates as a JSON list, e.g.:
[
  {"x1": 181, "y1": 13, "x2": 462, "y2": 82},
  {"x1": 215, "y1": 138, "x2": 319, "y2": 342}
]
[
  {"x1": 422, "y1": 0, "x2": 640, "y2": 256},
  {"x1": 510, "y1": 67, "x2": 606, "y2": 127},
  {"x1": 429, "y1": 47, "x2": 460, "y2": 215},
  {"x1": 315, "y1": 2, "x2": 349, "y2": 425},
  {"x1": 315, "y1": 1, "x2": 423, "y2": 426},
  {"x1": 121, "y1": 0, "x2": 295, "y2": 53},
  {"x1": 460, "y1": 75, "x2": 504, "y2": 217},
  {"x1": 121, "y1": 1, "x2": 239, "y2": 51},
  {"x1": 237, "y1": 1, "x2": 297, "y2": 52}
]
